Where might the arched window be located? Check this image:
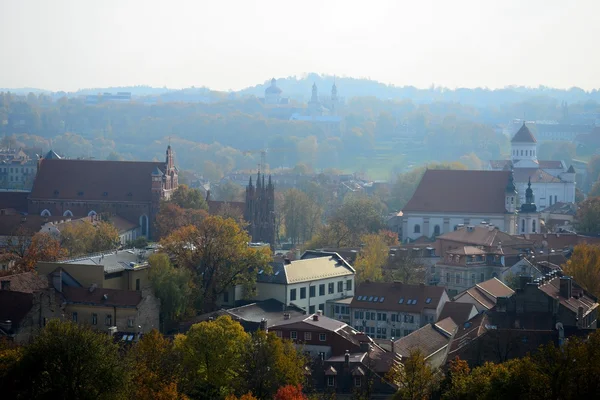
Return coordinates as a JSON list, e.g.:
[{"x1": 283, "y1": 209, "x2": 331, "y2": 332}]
[
  {"x1": 88, "y1": 210, "x2": 97, "y2": 217},
  {"x1": 433, "y1": 225, "x2": 441, "y2": 236},
  {"x1": 413, "y1": 224, "x2": 421, "y2": 234},
  {"x1": 521, "y1": 219, "x2": 525, "y2": 233},
  {"x1": 63, "y1": 210, "x2": 73, "y2": 217},
  {"x1": 40, "y1": 209, "x2": 51, "y2": 217},
  {"x1": 532, "y1": 220, "x2": 536, "y2": 233}
]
